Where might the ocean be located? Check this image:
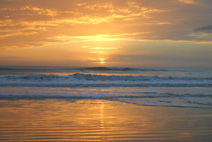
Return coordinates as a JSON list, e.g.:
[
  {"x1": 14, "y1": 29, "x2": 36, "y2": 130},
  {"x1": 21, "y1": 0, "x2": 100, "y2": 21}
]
[
  {"x1": 0, "y1": 66, "x2": 212, "y2": 141},
  {"x1": 0, "y1": 66, "x2": 212, "y2": 108}
]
